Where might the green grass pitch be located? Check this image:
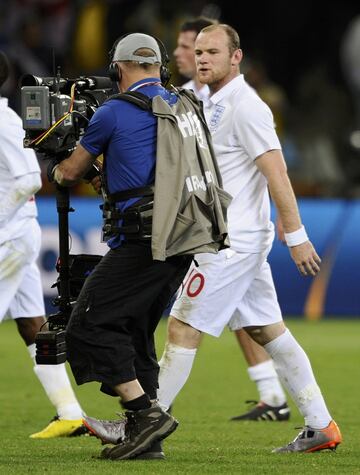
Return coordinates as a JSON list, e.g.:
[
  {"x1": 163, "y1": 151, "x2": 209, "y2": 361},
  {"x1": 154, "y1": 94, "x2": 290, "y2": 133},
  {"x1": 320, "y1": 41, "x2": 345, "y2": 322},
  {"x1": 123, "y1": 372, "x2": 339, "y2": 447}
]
[{"x1": 0, "y1": 318, "x2": 359, "y2": 474}]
